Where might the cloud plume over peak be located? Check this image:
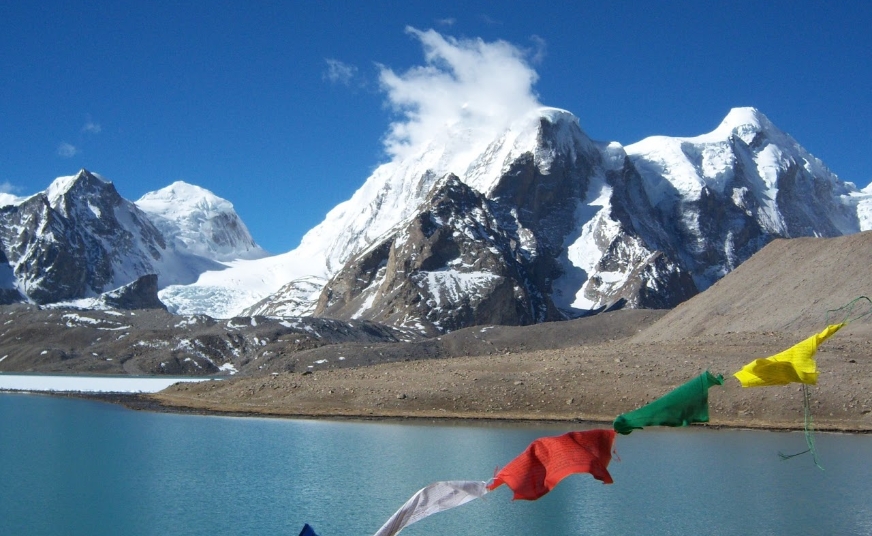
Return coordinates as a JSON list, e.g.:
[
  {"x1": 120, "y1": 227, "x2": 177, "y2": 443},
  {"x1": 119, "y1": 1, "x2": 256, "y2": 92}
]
[
  {"x1": 0, "y1": 181, "x2": 18, "y2": 195},
  {"x1": 378, "y1": 28, "x2": 542, "y2": 161}
]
